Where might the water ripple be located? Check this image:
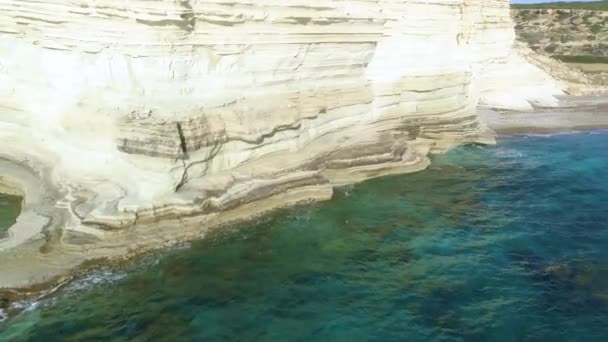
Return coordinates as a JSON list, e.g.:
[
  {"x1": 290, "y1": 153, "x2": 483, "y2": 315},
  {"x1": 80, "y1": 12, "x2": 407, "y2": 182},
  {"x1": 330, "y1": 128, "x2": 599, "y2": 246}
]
[{"x1": 1, "y1": 132, "x2": 607, "y2": 341}]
